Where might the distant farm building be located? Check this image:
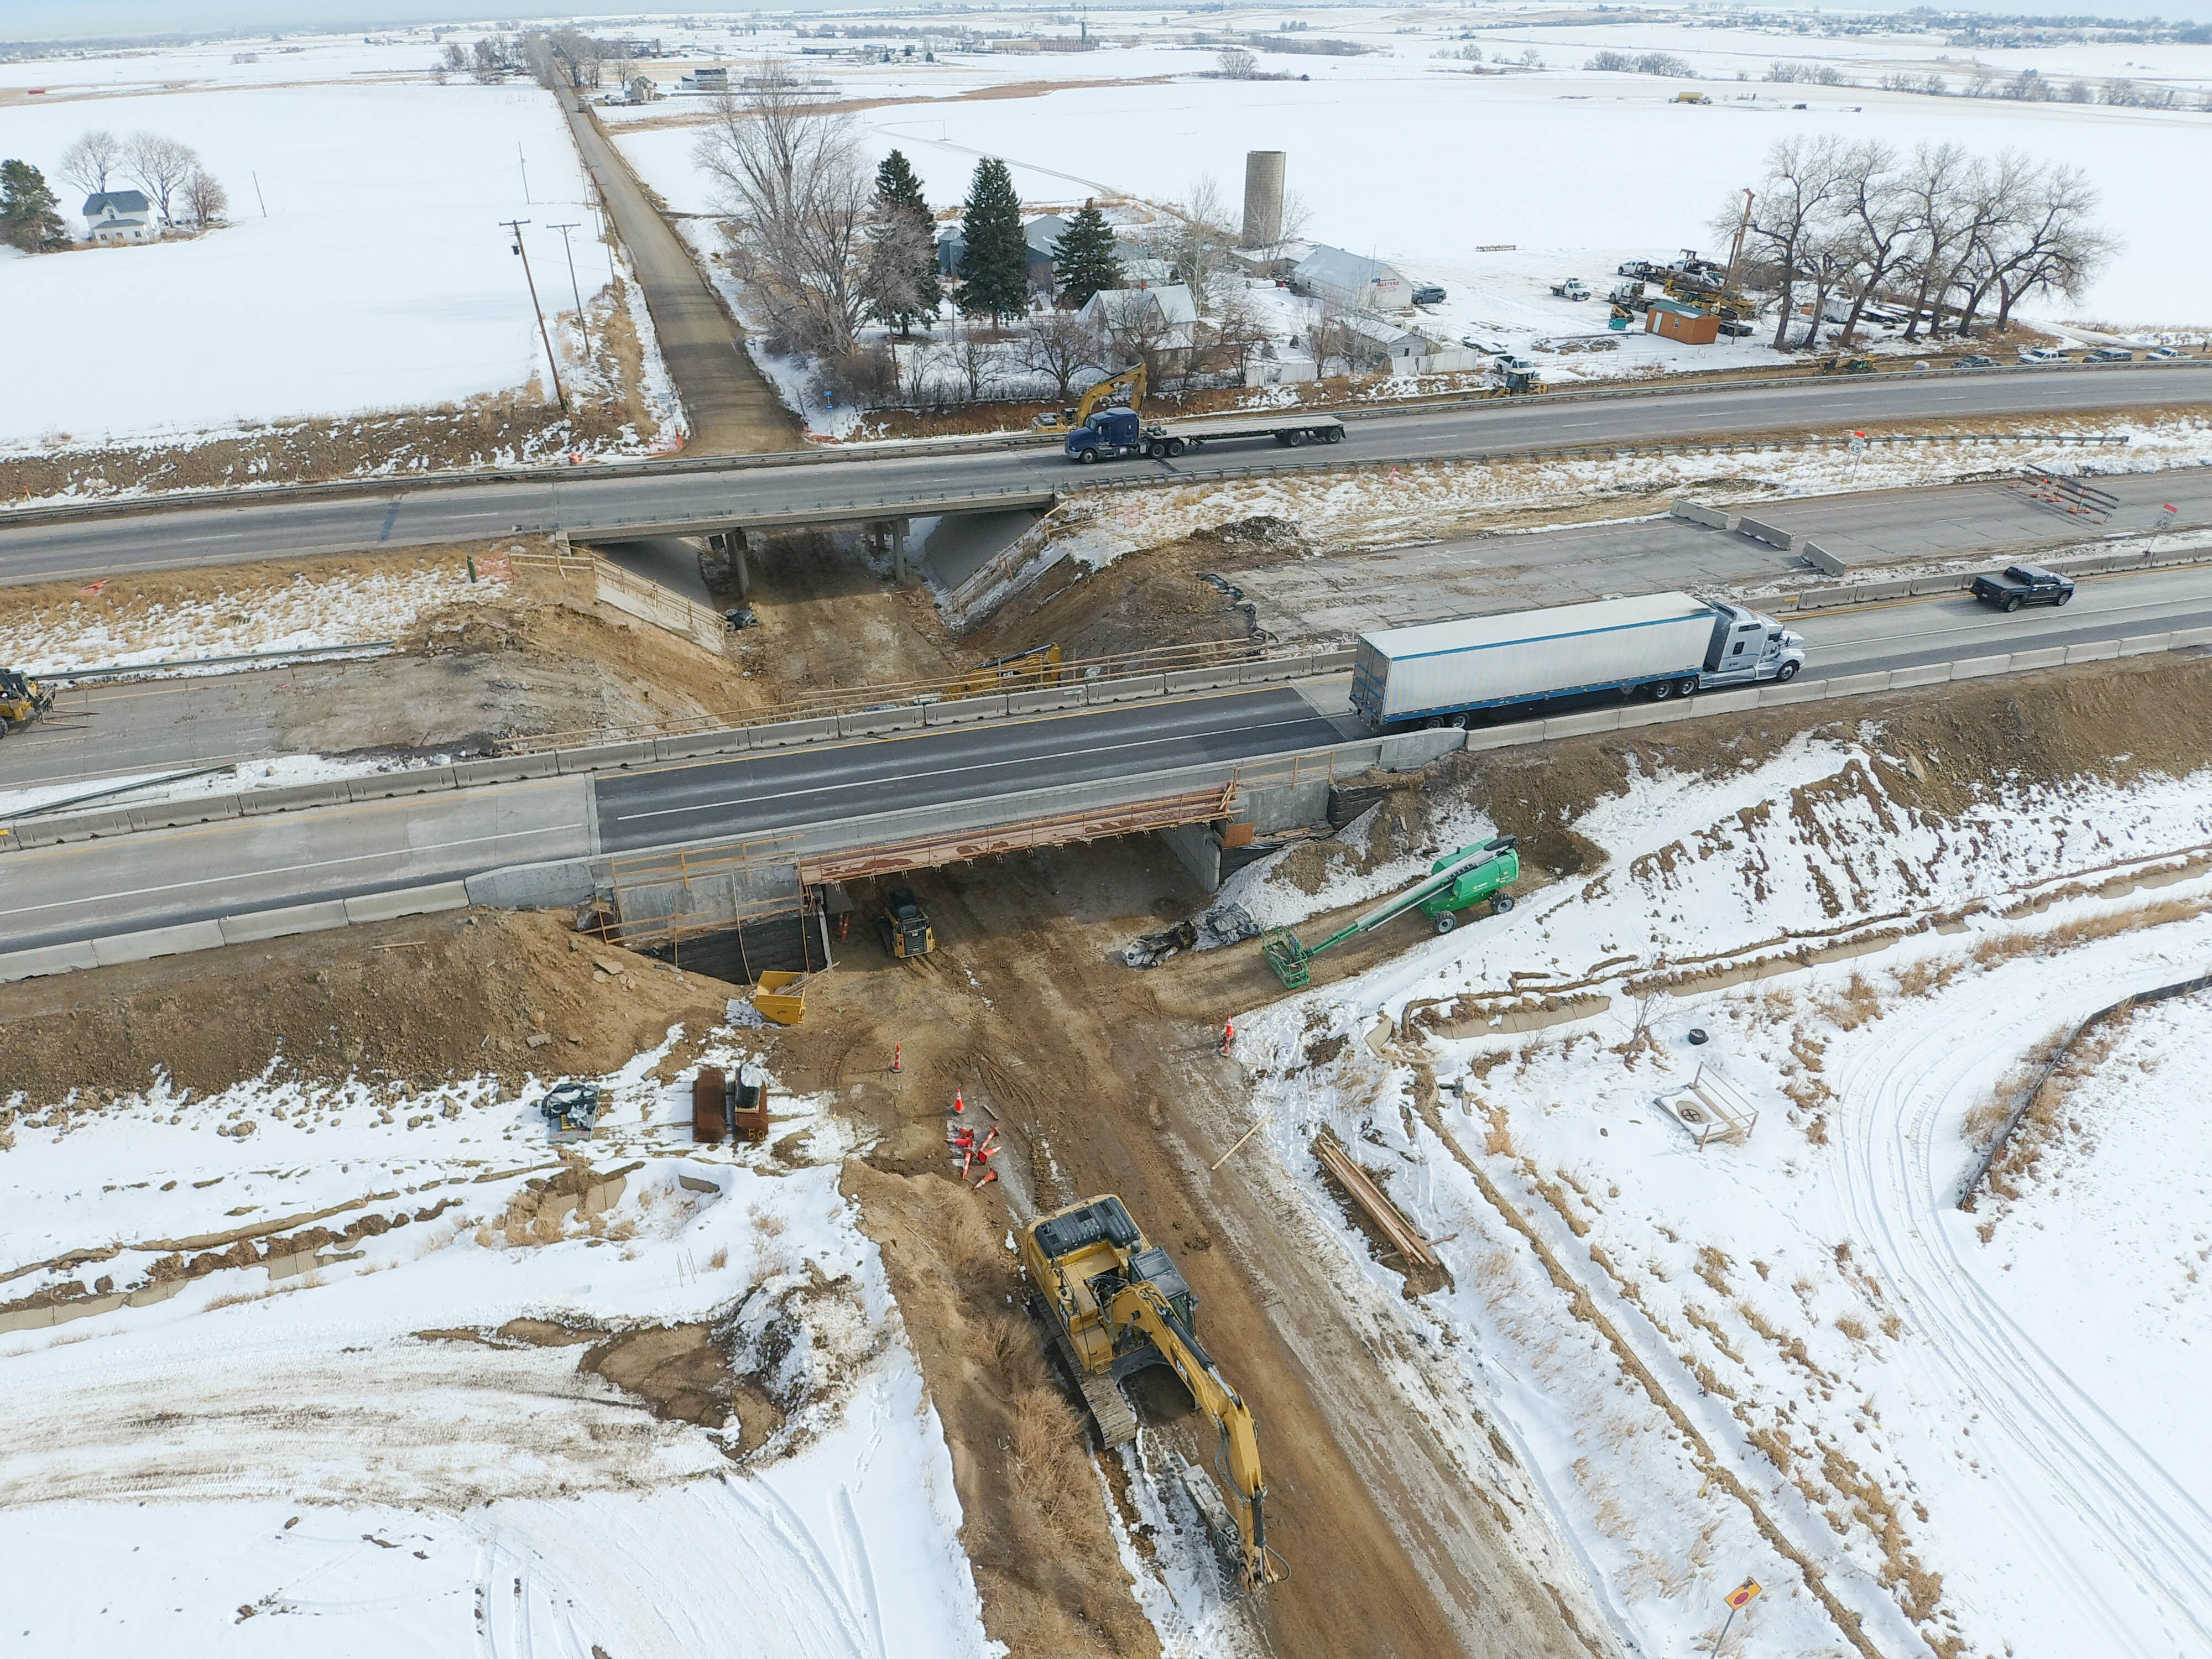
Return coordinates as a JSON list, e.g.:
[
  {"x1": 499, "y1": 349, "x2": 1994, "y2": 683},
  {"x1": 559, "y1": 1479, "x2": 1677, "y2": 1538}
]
[
  {"x1": 82, "y1": 190, "x2": 155, "y2": 244},
  {"x1": 1292, "y1": 244, "x2": 1410, "y2": 314}
]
